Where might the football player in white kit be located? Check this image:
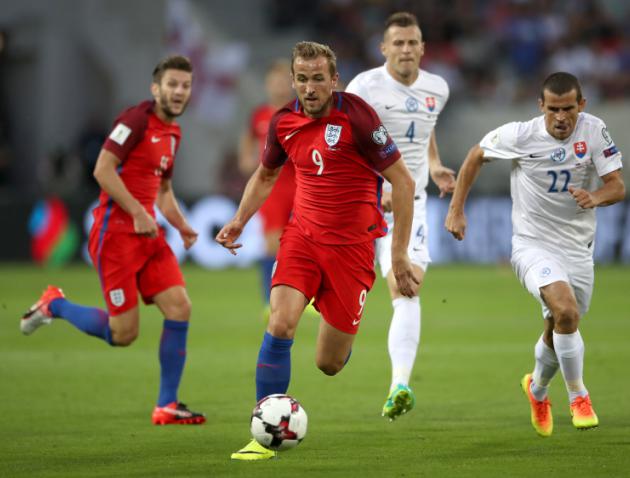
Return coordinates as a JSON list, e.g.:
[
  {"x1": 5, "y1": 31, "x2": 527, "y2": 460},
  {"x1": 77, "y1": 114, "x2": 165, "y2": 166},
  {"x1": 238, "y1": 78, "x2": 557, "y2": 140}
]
[
  {"x1": 445, "y1": 72, "x2": 625, "y2": 437},
  {"x1": 346, "y1": 12, "x2": 456, "y2": 420}
]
